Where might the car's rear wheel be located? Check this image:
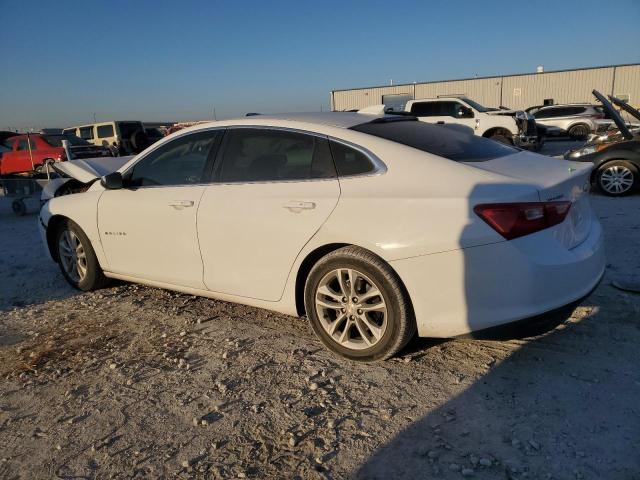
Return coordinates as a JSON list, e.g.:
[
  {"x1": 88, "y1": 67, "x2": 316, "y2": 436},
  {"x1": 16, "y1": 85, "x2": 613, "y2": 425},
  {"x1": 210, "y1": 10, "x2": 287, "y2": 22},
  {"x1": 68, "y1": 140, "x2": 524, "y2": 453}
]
[
  {"x1": 55, "y1": 219, "x2": 109, "y2": 291},
  {"x1": 568, "y1": 124, "x2": 590, "y2": 140},
  {"x1": 597, "y1": 160, "x2": 637, "y2": 197},
  {"x1": 304, "y1": 246, "x2": 415, "y2": 362}
]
